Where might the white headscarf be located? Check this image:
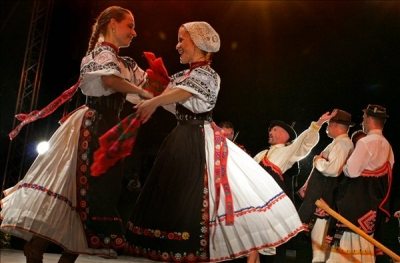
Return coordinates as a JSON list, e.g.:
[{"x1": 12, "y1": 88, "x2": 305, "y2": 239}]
[{"x1": 182, "y1": 21, "x2": 220, "y2": 53}]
